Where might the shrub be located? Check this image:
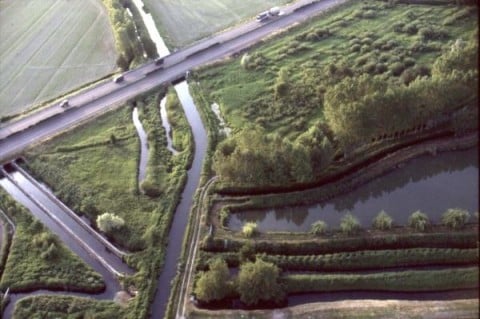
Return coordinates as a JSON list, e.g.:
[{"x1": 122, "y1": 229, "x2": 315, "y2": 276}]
[
  {"x1": 393, "y1": 22, "x2": 405, "y2": 33},
  {"x1": 237, "y1": 259, "x2": 285, "y2": 305},
  {"x1": 219, "y1": 207, "x2": 230, "y2": 227},
  {"x1": 360, "y1": 44, "x2": 371, "y2": 53},
  {"x1": 442, "y1": 208, "x2": 470, "y2": 230},
  {"x1": 355, "y1": 56, "x2": 368, "y2": 67},
  {"x1": 140, "y1": 180, "x2": 162, "y2": 198},
  {"x1": 401, "y1": 68, "x2": 417, "y2": 85},
  {"x1": 419, "y1": 27, "x2": 448, "y2": 41},
  {"x1": 390, "y1": 62, "x2": 406, "y2": 76},
  {"x1": 340, "y1": 213, "x2": 361, "y2": 235},
  {"x1": 363, "y1": 62, "x2": 377, "y2": 74},
  {"x1": 372, "y1": 210, "x2": 393, "y2": 230},
  {"x1": 242, "y1": 222, "x2": 258, "y2": 238},
  {"x1": 403, "y1": 23, "x2": 418, "y2": 35},
  {"x1": 194, "y1": 258, "x2": 231, "y2": 302},
  {"x1": 379, "y1": 53, "x2": 392, "y2": 63},
  {"x1": 362, "y1": 10, "x2": 376, "y2": 19},
  {"x1": 351, "y1": 44, "x2": 361, "y2": 52},
  {"x1": 96, "y1": 213, "x2": 125, "y2": 234},
  {"x1": 404, "y1": 57, "x2": 416, "y2": 67},
  {"x1": 310, "y1": 220, "x2": 327, "y2": 236},
  {"x1": 408, "y1": 211, "x2": 429, "y2": 231},
  {"x1": 375, "y1": 63, "x2": 388, "y2": 74}
]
